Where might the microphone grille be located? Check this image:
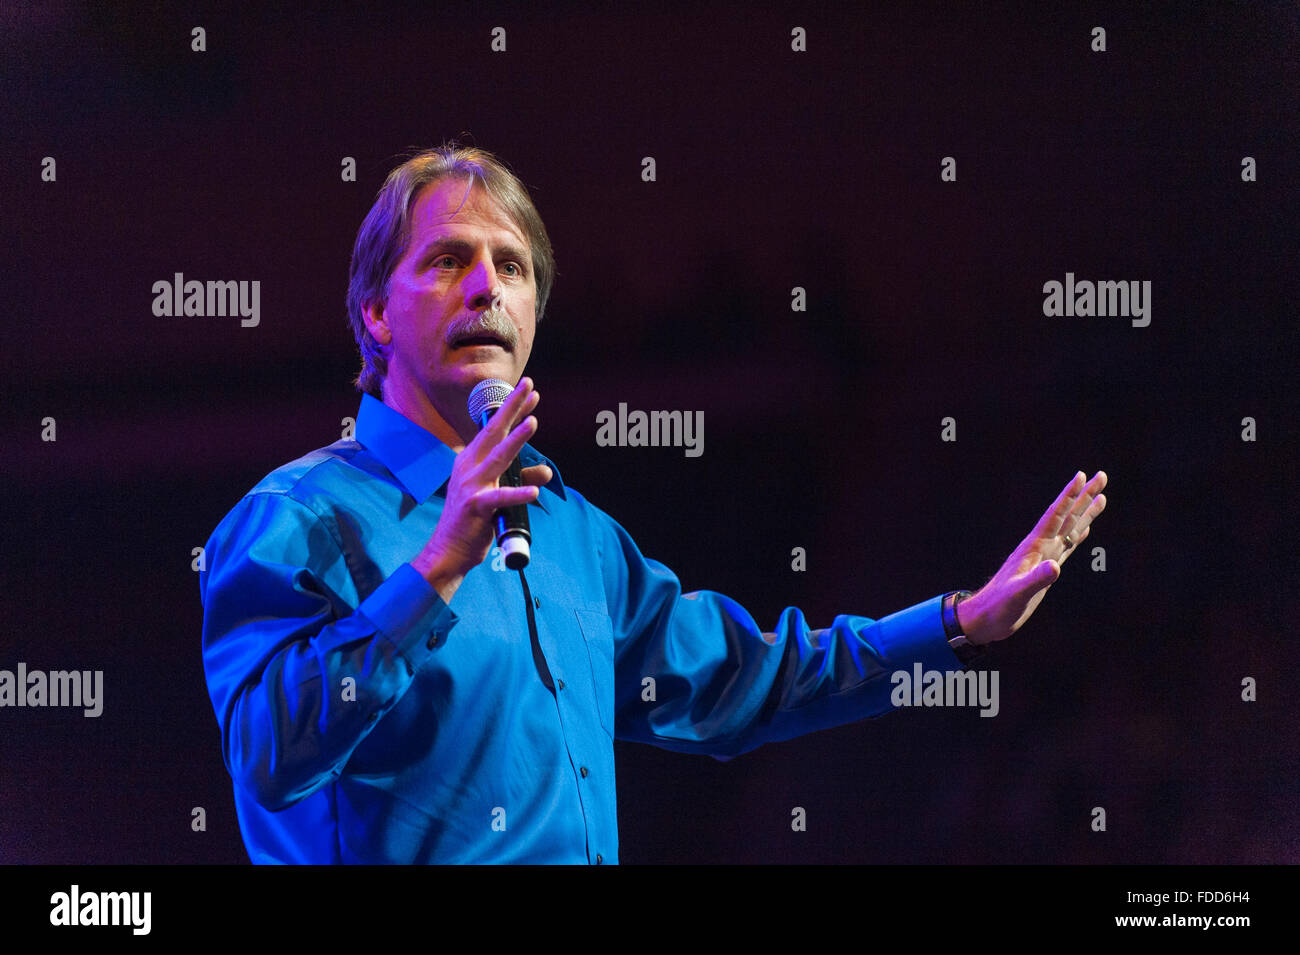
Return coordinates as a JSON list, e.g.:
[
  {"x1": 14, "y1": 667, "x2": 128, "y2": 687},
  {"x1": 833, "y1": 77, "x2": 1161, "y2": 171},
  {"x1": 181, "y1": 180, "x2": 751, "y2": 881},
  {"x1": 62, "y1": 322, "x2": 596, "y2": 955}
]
[{"x1": 467, "y1": 378, "x2": 514, "y2": 423}]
